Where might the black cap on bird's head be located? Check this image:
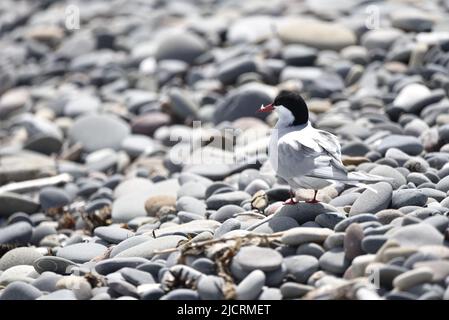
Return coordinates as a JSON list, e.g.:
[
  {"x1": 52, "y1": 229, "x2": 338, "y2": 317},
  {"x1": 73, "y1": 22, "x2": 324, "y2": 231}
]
[{"x1": 258, "y1": 90, "x2": 309, "y2": 126}]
